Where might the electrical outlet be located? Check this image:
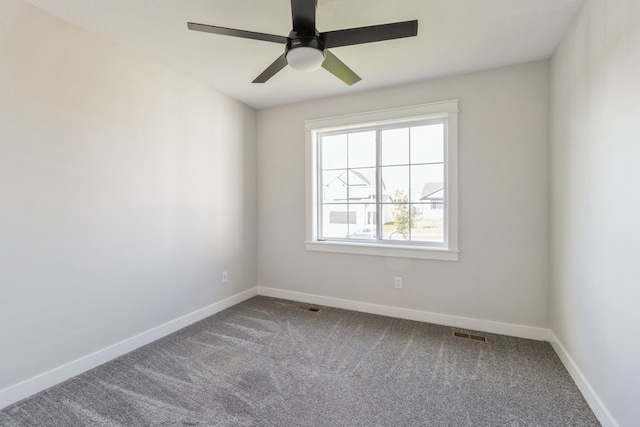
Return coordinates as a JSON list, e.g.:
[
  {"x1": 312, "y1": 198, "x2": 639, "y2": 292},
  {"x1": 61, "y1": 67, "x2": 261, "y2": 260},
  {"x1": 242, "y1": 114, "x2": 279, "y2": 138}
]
[
  {"x1": 394, "y1": 277, "x2": 403, "y2": 289},
  {"x1": 222, "y1": 271, "x2": 228, "y2": 283}
]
